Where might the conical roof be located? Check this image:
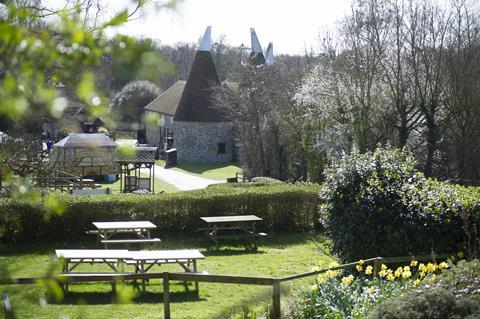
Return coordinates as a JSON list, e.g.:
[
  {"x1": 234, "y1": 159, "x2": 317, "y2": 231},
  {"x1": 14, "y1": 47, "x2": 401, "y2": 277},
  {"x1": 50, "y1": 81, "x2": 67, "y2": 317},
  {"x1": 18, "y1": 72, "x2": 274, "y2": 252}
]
[
  {"x1": 249, "y1": 28, "x2": 266, "y2": 65},
  {"x1": 173, "y1": 27, "x2": 226, "y2": 122}
]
